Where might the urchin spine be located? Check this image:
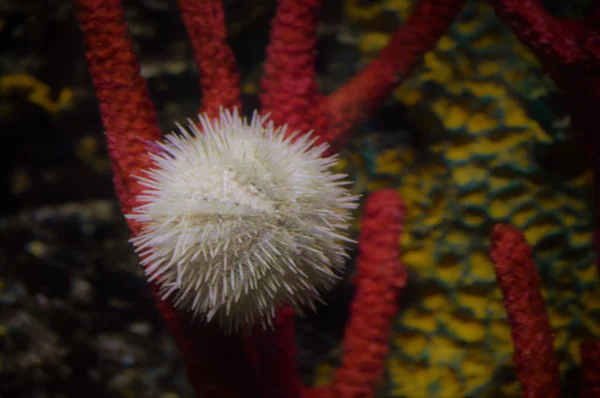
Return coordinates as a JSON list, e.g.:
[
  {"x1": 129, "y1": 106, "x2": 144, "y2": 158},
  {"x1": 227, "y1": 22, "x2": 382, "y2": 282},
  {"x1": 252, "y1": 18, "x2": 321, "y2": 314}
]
[{"x1": 128, "y1": 108, "x2": 358, "y2": 331}]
